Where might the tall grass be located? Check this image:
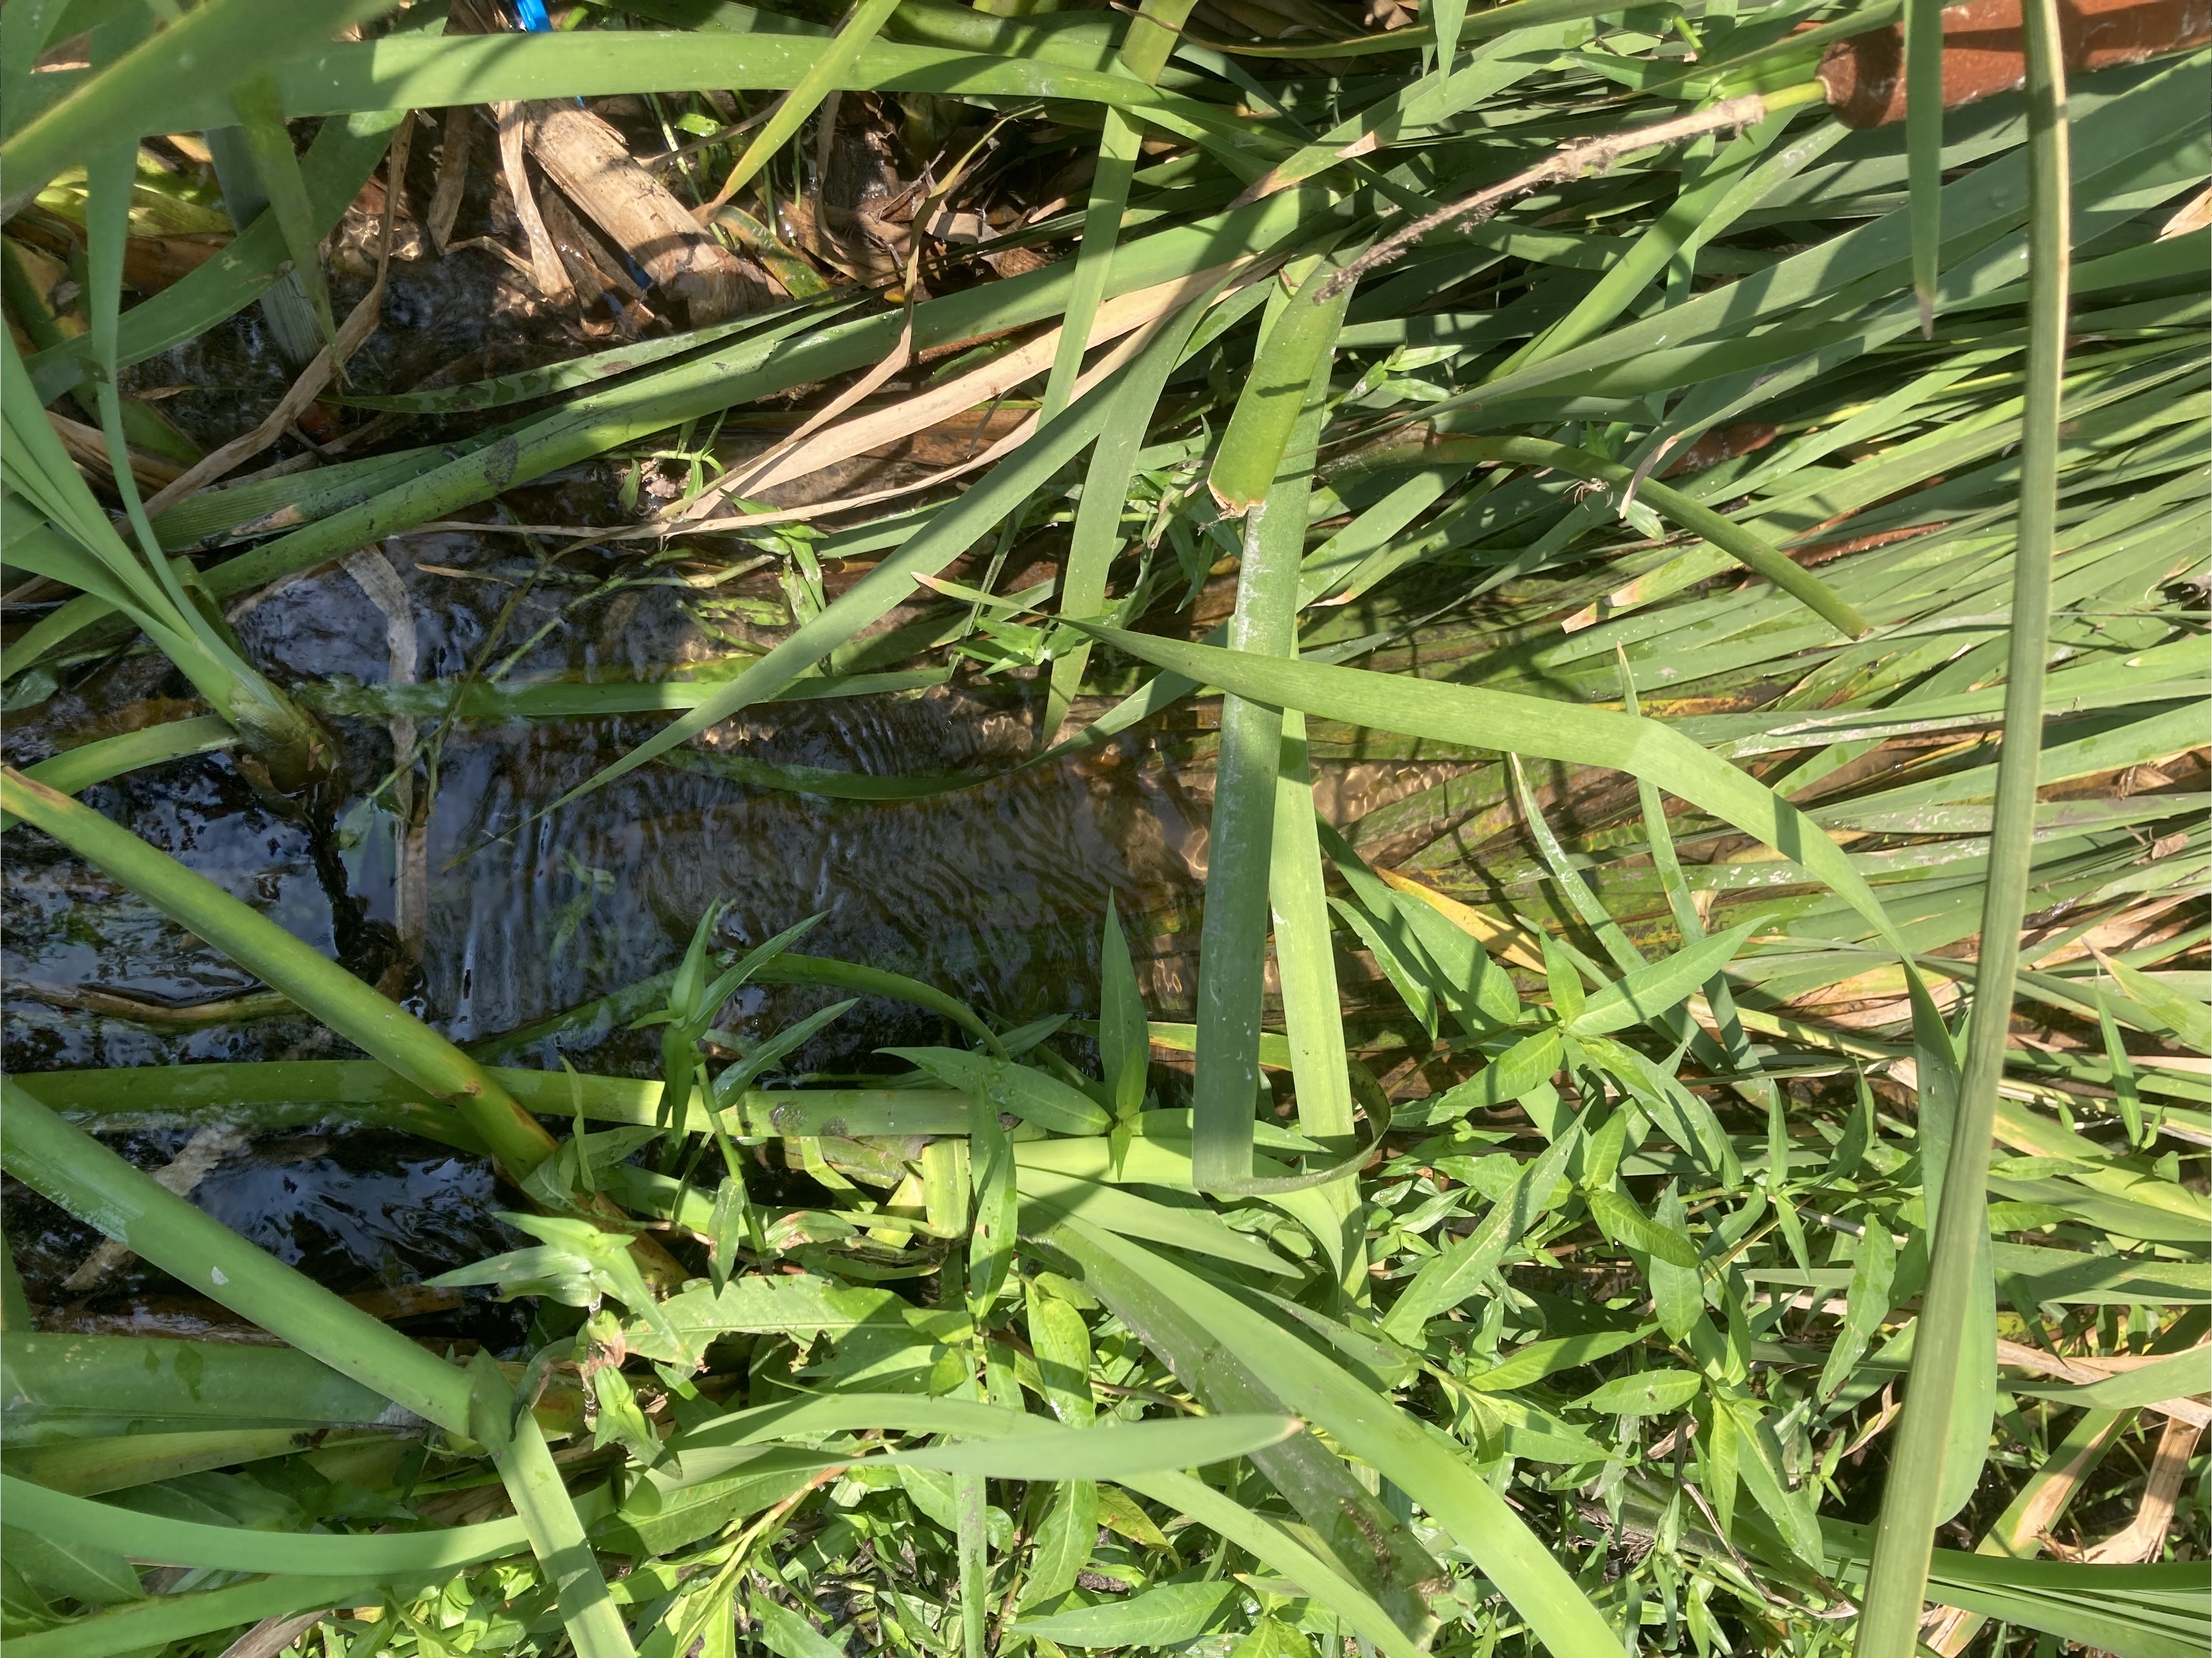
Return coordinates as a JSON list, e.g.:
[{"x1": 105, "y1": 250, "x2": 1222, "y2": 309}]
[{"x1": 1, "y1": 1, "x2": 2205, "y2": 1656}]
